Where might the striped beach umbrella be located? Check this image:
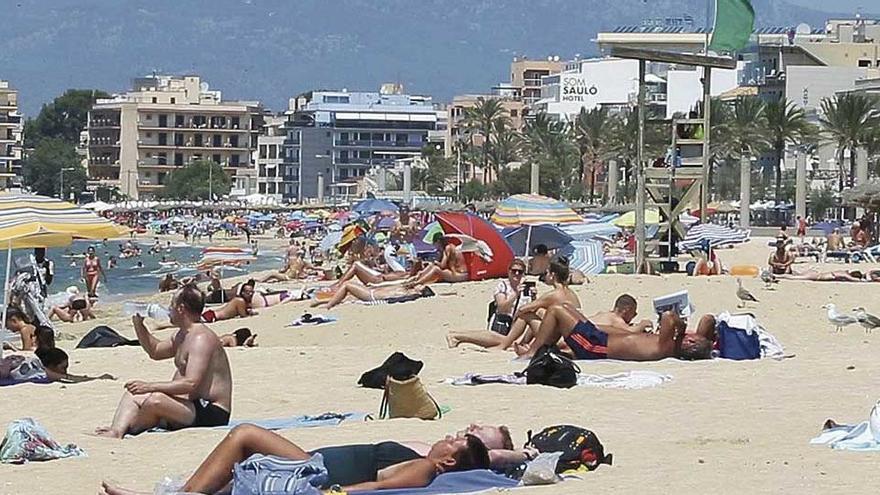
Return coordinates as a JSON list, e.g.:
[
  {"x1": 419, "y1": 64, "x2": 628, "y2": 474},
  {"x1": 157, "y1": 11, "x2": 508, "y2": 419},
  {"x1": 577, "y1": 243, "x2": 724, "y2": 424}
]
[
  {"x1": 559, "y1": 240, "x2": 606, "y2": 275},
  {"x1": 197, "y1": 246, "x2": 257, "y2": 270},
  {"x1": 490, "y1": 194, "x2": 581, "y2": 227},
  {"x1": 678, "y1": 224, "x2": 750, "y2": 252}
]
